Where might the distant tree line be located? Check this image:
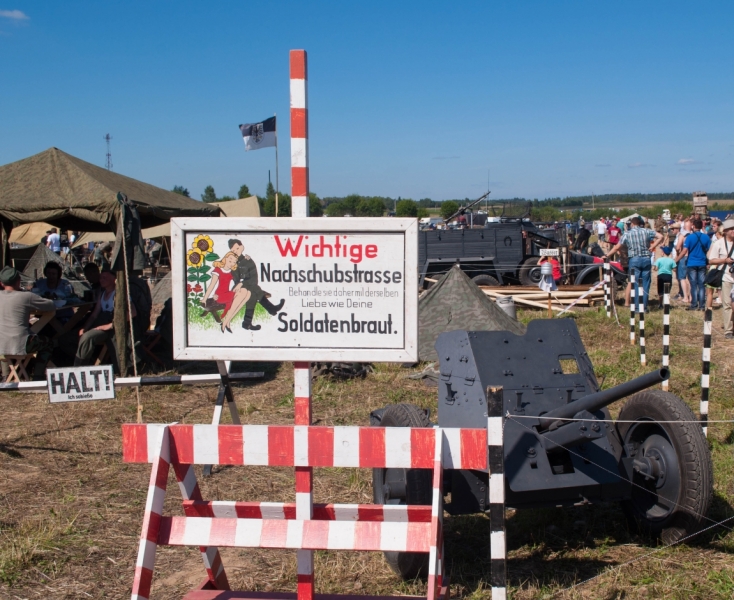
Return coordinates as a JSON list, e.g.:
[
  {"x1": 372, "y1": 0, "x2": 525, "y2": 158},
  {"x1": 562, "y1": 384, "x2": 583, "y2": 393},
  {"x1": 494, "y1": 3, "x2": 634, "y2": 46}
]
[{"x1": 171, "y1": 185, "x2": 733, "y2": 222}]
